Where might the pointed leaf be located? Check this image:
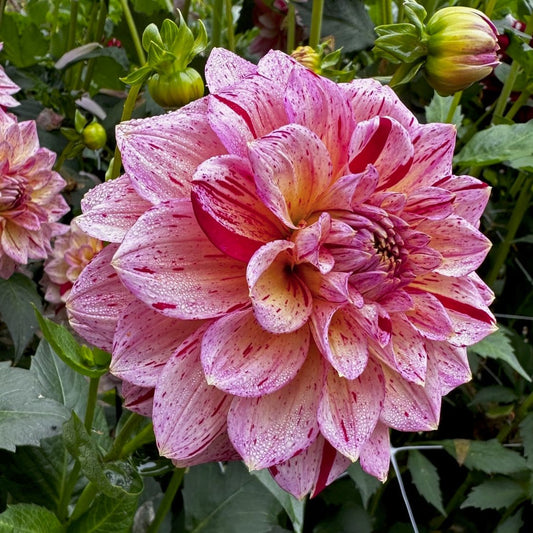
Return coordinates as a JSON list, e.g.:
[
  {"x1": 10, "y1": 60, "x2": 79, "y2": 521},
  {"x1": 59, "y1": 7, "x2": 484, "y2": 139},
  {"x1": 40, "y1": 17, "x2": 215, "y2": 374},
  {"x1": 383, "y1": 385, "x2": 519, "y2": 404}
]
[
  {"x1": 461, "y1": 478, "x2": 526, "y2": 510},
  {"x1": 347, "y1": 462, "x2": 382, "y2": 509},
  {"x1": 0, "y1": 504, "x2": 64, "y2": 533},
  {"x1": 407, "y1": 450, "x2": 445, "y2": 515}
]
